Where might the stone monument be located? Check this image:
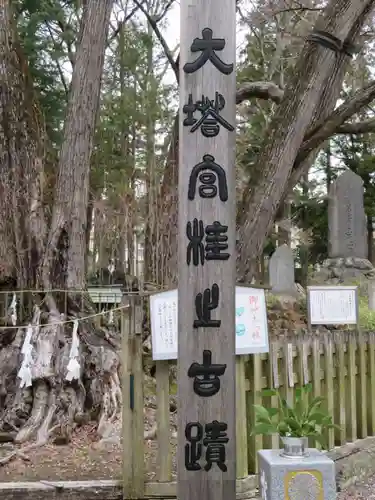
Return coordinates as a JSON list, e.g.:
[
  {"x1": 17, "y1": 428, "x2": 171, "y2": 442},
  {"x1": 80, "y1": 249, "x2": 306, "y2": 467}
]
[
  {"x1": 328, "y1": 170, "x2": 366, "y2": 259},
  {"x1": 269, "y1": 244, "x2": 297, "y2": 296},
  {"x1": 316, "y1": 170, "x2": 375, "y2": 283}
]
